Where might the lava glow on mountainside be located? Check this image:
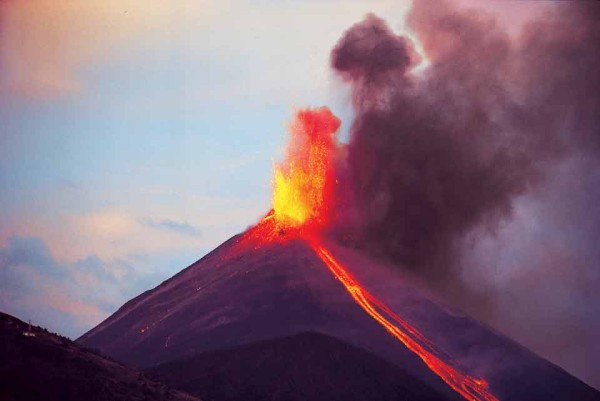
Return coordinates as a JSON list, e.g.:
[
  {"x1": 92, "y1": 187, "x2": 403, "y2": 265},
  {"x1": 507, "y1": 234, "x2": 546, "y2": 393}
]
[
  {"x1": 310, "y1": 241, "x2": 498, "y2": 401},
  {"x1": 243, "y1": 107, "x2": 498, "y2": 401}
]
